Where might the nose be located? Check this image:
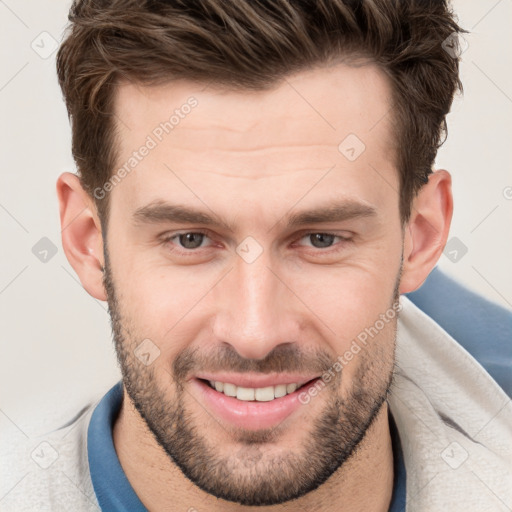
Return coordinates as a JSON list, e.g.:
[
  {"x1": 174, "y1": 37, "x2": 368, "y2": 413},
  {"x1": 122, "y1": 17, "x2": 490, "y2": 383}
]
[{"x1": 212, "y1": 248, "x2": 302, "y2": 360}]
